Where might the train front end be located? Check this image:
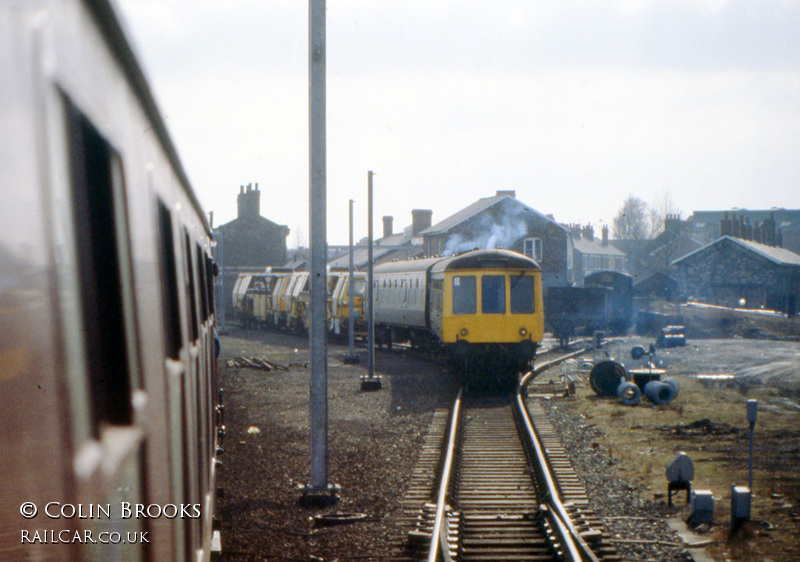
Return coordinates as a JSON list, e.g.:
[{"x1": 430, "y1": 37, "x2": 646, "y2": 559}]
[{"x1": 431, "y1": 250, "x2": 544, "y2": 377}]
